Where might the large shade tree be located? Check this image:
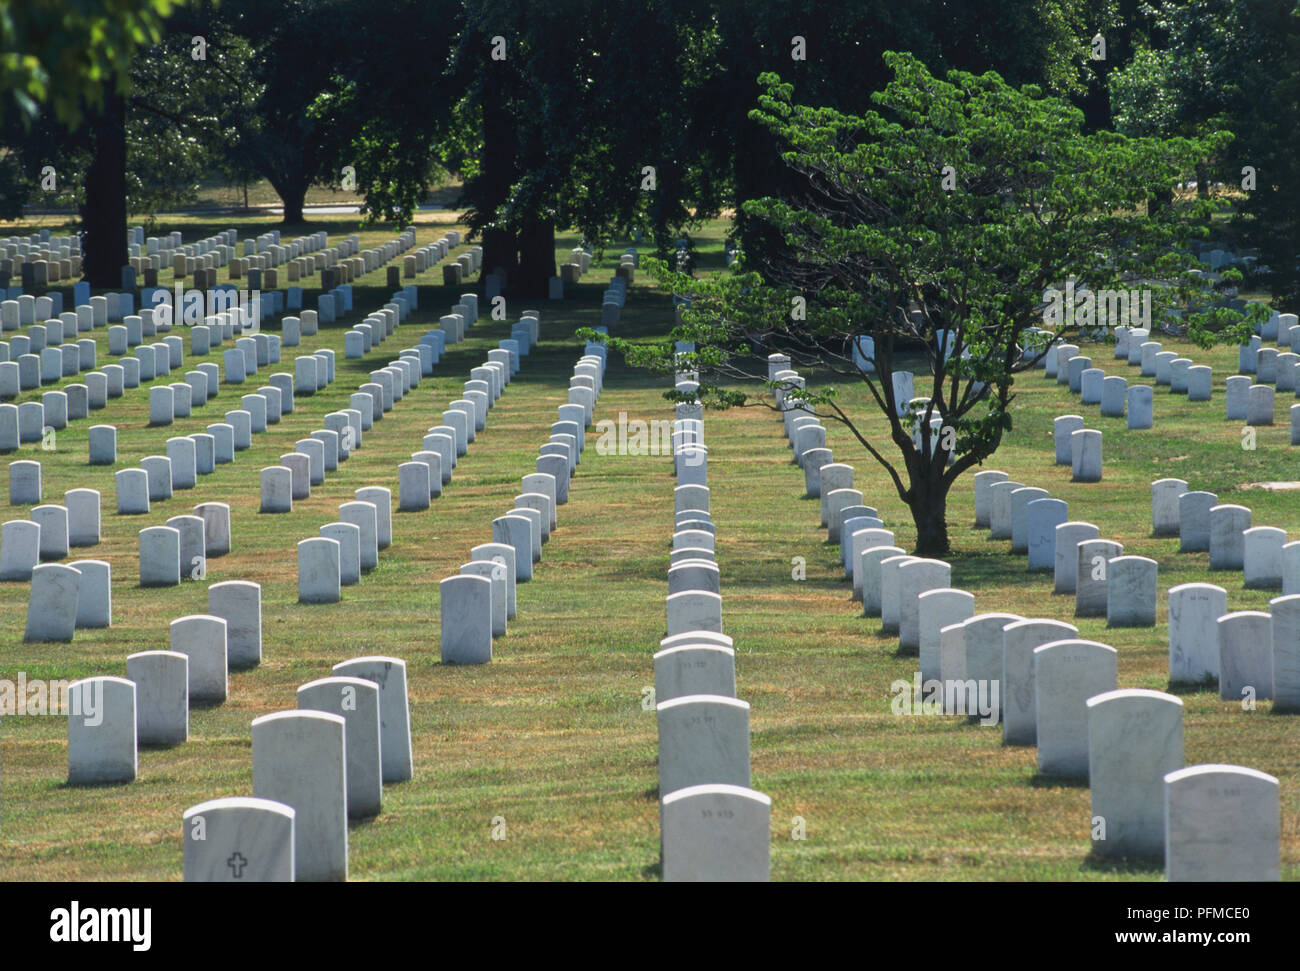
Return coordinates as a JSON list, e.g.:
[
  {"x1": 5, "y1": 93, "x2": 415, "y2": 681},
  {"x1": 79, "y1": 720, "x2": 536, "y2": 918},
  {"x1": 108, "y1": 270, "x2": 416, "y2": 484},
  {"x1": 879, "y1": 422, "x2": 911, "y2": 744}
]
[
  {"x1": 591, "y1": 54, "x2": 1260, "y2": 555},
  {"x1": 1, "y1": 0, "x2": 190, "y2": 285}
]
